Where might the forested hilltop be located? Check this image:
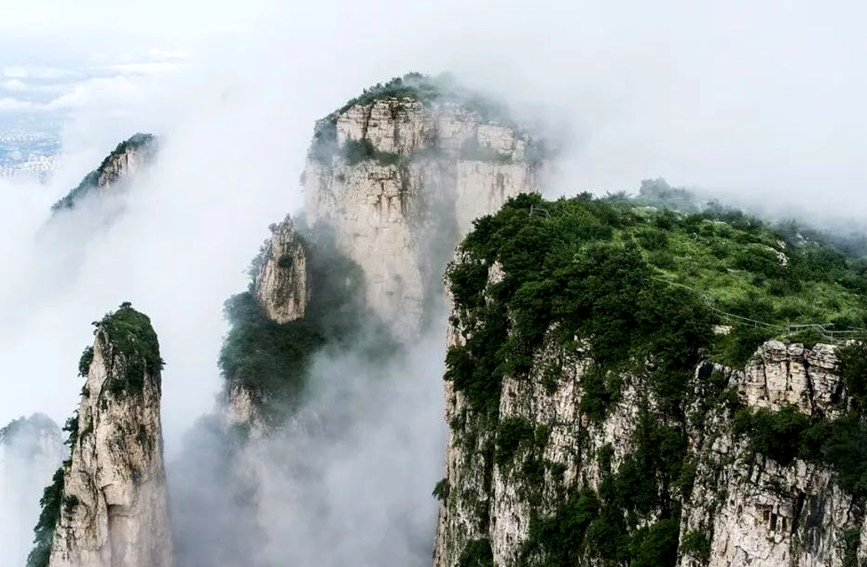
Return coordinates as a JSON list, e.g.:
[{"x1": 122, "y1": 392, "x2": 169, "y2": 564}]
[{"x1": 435, "y1": 185, "x2": 867, "y2": 567}]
